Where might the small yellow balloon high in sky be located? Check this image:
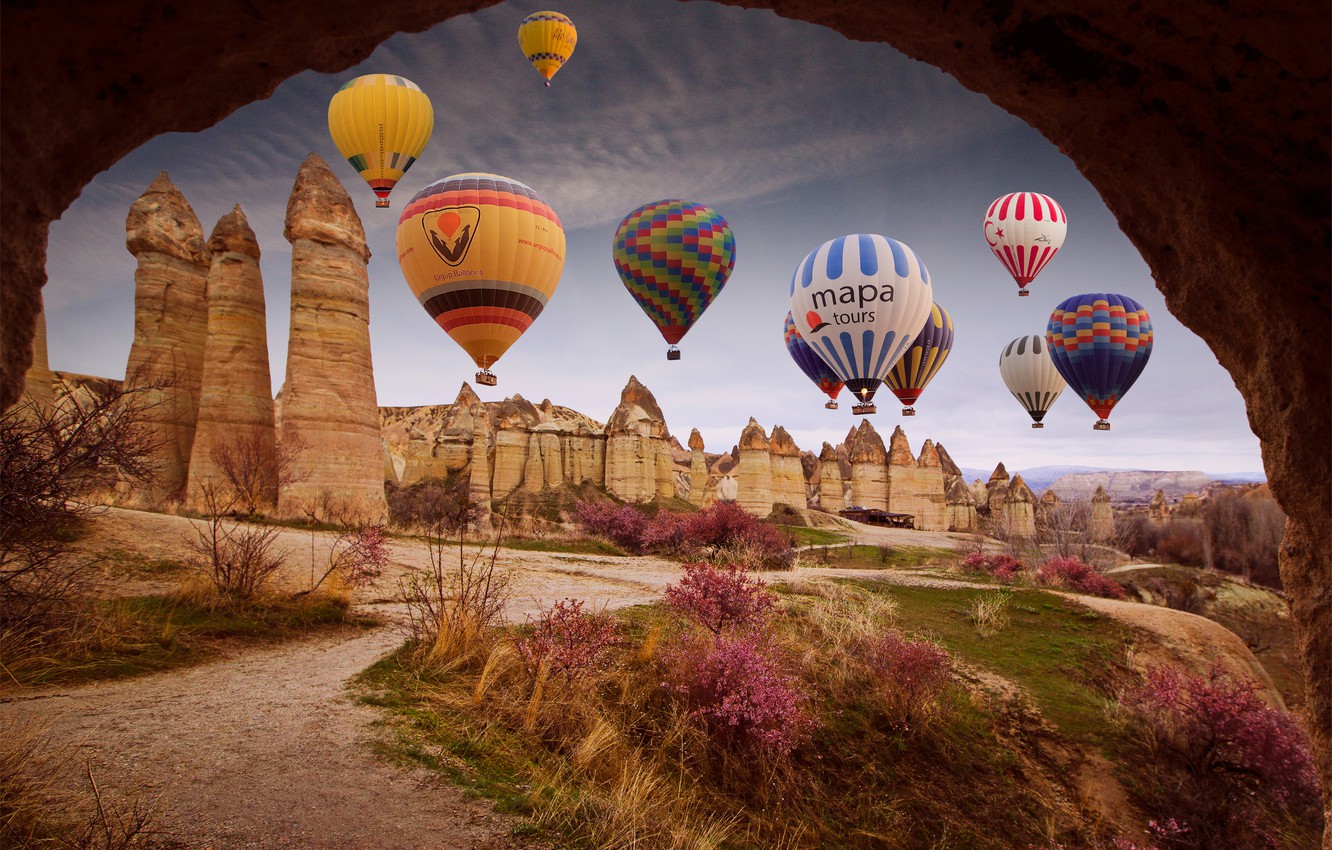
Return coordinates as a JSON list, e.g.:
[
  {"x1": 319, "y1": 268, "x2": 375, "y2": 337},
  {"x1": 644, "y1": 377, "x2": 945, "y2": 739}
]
[
  {"x1": 518, "y1": 11, "x2": 578, "y2": 86},
  {"x1": 327, "y1": 74, "x2": 434, "y2": 209}
]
